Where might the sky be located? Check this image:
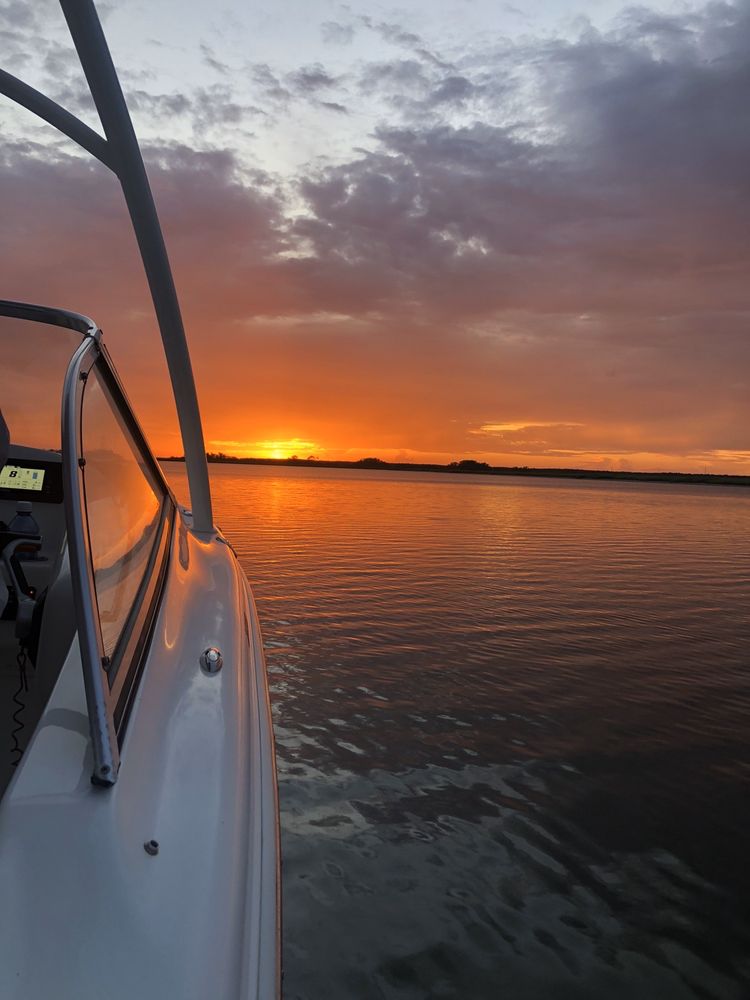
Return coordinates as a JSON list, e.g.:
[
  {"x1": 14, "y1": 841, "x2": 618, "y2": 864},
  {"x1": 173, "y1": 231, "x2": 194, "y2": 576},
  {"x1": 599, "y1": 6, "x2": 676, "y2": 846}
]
[{"x1": 1, "y1": 0, "x2": 750, "y2": 471}]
